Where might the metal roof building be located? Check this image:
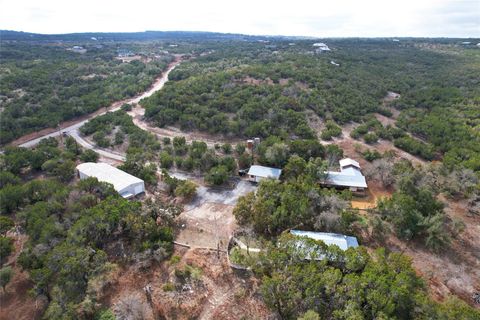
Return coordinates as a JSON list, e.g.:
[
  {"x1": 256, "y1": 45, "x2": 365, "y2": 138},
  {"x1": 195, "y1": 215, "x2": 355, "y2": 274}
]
[
  {"x1": 323, "y1": 158, "x2": 367, "y2": 191},
  {"x1": 76, "y1": 162, "x2": 145, "y2": 198},
  {"x1": 247, "y1": 165, "x2": 282, "y2": 182},
  {"x1": 290, "y1": 230, "x2": 359, "y2": 250}
]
